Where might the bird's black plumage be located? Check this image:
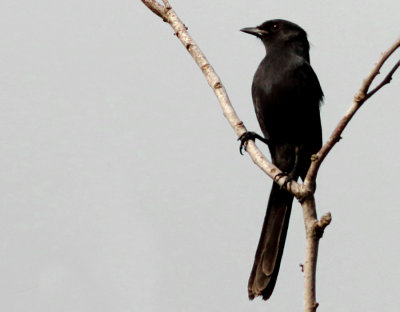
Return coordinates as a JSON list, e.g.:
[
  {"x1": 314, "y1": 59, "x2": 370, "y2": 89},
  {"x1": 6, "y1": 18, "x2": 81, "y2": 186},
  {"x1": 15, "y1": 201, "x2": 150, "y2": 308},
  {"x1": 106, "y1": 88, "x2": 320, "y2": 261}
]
[{"x1": 240, "y1": 19, "x2": 323, "y2": 300}]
